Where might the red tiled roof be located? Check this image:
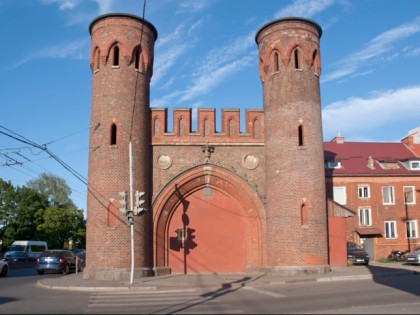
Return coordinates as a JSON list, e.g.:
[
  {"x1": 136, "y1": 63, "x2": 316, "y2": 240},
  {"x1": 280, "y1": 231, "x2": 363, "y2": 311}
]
[{"x1": 323, "y1": 142, "x2": 419, "y2": 176}]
